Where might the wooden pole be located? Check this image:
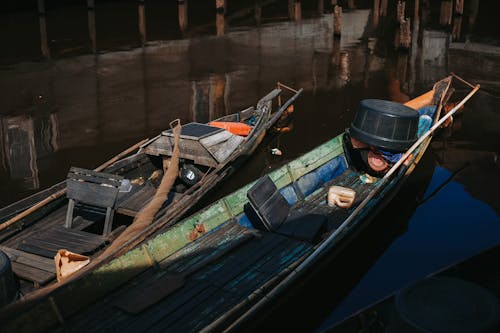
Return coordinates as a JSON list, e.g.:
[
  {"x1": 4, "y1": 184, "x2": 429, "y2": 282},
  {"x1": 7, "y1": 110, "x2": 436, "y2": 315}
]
[
  {"x1": 38, "y1": 0, "x2": 50, "y2": 59},
  {"x1": 87, "y1": 0, "x2": 96, "y2": 53},
  {"x1": 380, "y1": 0, "x2": 388, "y2": 16},
  {"x1": 440, "y1": 0, "x2": 452, "y2": 26},
  {"x1": 397, "y1": 1, "x2": 405, "y2": 23},
  {"x1": 318, "y1": 0, "x2": 324, "y2": 15},
  {"x1": 178, "y1": 0, "x2": 188, "y2": 32},
  {"x1": 373, "y1": 0, "x2": 380, "y2": 27},
  {"x1": 294, "y1": 0, "x2": 302, "y2": 21},
  {"x1": 255, "y1": 0, "x2": 262, "y2": 26},
  {"x1": 138, "y1": 0, "x2": 146, "y2": 45},
  {"x1": 455, "y1": 0, "x2": 464, "y2": 15},
  {"x1": 216, "y1": 0, "x2": 226, "y2": 36},
  {"x1": 413, "y1": 0, "x2": 419, "y2": 21},
  {"x1": 0, "y1": 139, "x2": 149, "y2": 232},
  {"x1": 333, "y1": 5, "x2": 342, "y2": 36}
]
